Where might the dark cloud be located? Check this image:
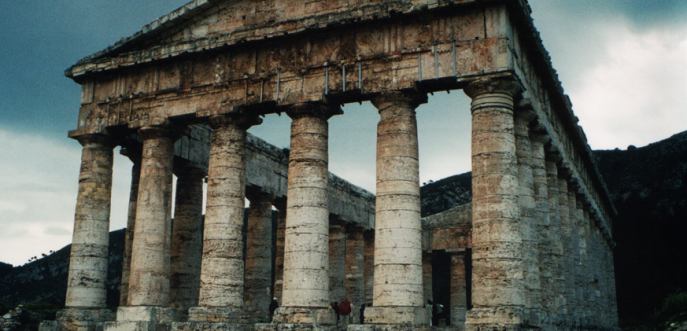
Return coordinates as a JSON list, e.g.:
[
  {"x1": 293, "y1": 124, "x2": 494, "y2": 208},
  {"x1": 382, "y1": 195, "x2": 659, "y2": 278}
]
[{"x1": 0, "y1": 0, "x2": 188, "y2": 137}]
